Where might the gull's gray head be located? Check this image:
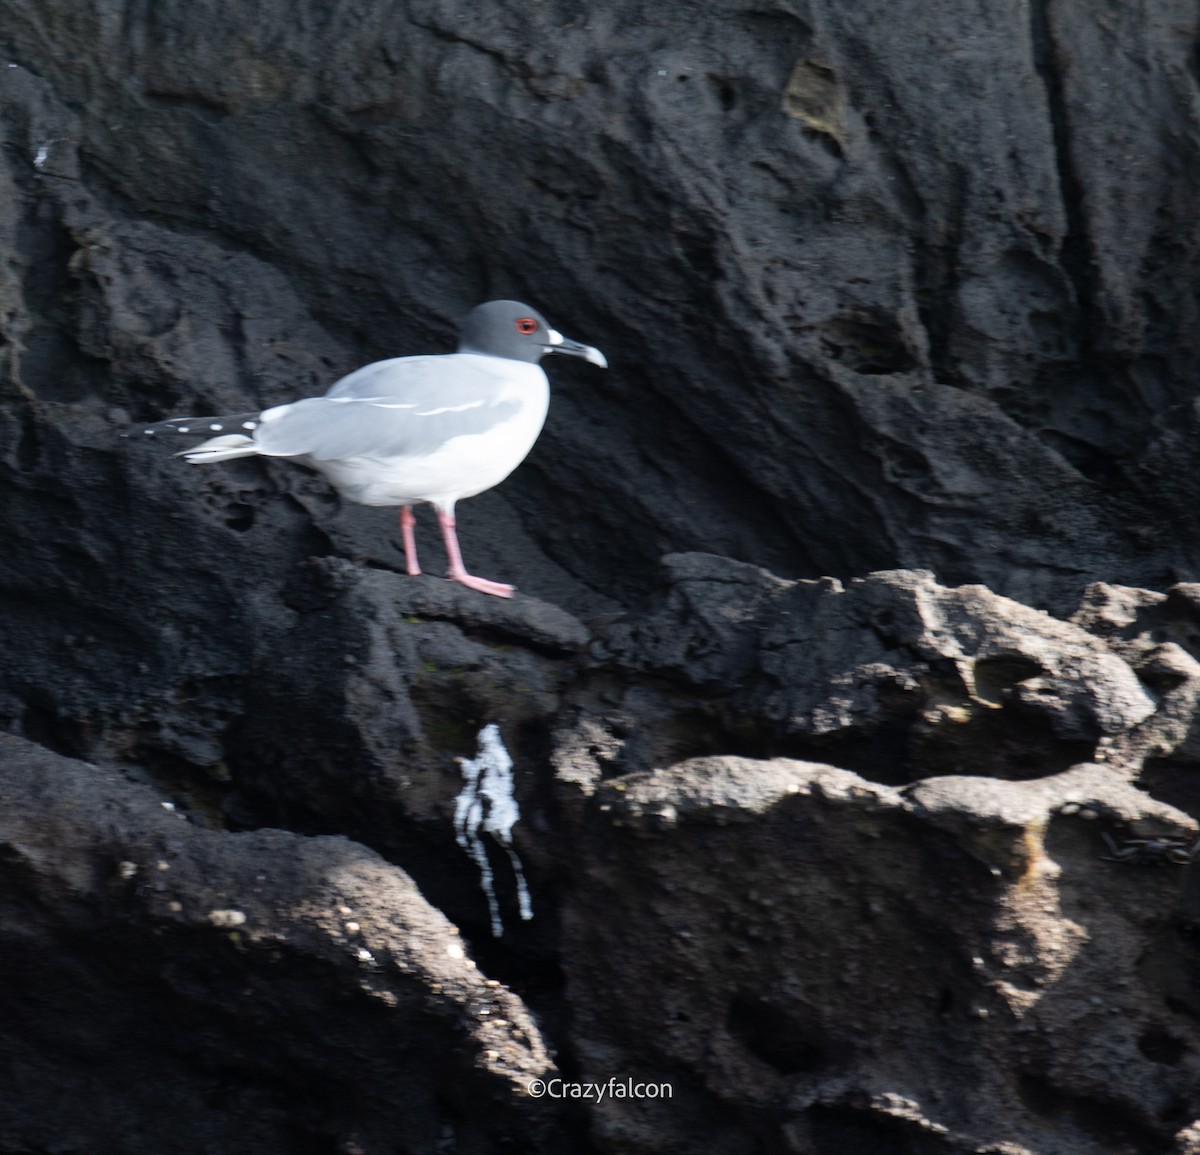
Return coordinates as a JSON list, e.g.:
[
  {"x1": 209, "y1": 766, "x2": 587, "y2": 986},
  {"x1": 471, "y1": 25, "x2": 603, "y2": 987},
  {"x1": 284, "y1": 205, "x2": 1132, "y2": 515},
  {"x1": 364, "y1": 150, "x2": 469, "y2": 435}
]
[{"x1": 457, "y1": 300, "x2": 607, "y2": 368}]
